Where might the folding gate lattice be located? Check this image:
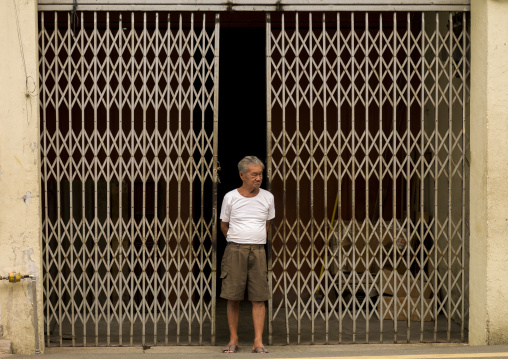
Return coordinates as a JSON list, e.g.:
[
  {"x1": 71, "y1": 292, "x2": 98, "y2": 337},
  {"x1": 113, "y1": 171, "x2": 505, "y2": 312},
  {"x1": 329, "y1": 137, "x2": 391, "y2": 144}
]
[
  {"x1": 39, "y1": 11, "x2": 220, "y2": 346},
  {"x1": 40, "y1": 8, "x2": 470, "y2": 347},
  {"x1": 266, "y1": 12, "x2": 470, "y2": 344}
]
